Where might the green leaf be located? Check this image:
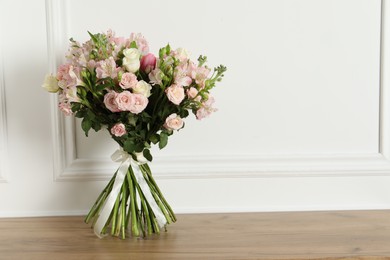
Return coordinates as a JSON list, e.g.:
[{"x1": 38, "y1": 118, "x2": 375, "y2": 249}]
[
  {"x1": 166, "y1": 43, "x2": 171, "y2": 54},
  {"x1": 77, "y1": 87, "x2": 87, "y2": 99},
  {"x1": 88, "y1": 31, "x2": 98, "y2": 44},
  {"x1": 159, "y1": 132, "x2": 168, "y2": 149},
  {"x1": 149, "y1": 133, "x2": 159, "y2": 144},
  {"x1": 128, "y1": 115, "x2": 137, "y2": 126},
  {"x1": 71, "y1": 103, "x2": 81, "y2": 113},
  {"x1": 143, "y1": 149, "x2": 153, "y2": 162},
  {"x1": 81, "y1": 118, "x2": 92, "y2": 136},
  {"x1": 134, "y1": 142, "x2": 144, "y2": 153},
  {"x1": 130, "y1": 41, "x2": 137, "y2": 49},
  {"x1": 124, "y1": 139, "x2": 136, "y2": 154},
  {"x1": 91, "y1": 120, "x2": 102, "y2": 132}
]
